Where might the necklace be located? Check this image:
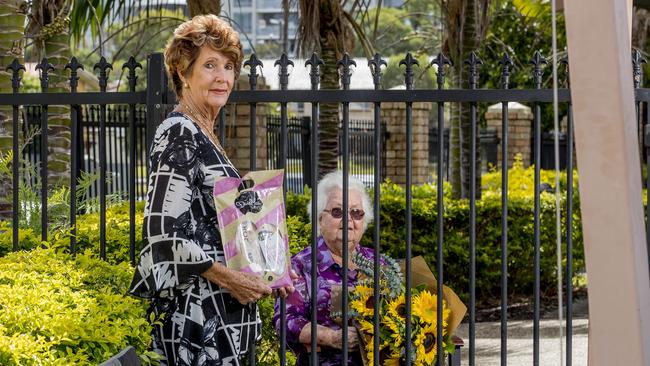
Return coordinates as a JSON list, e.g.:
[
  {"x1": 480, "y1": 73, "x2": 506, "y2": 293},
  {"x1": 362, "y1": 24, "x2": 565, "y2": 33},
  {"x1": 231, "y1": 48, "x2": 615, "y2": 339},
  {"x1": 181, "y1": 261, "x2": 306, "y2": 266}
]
[{"x1": 180, "y1": 102, "x2": 227, "y2": 156}]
